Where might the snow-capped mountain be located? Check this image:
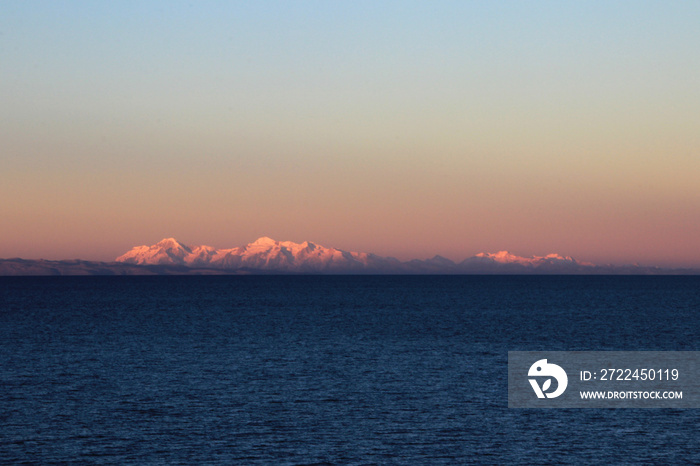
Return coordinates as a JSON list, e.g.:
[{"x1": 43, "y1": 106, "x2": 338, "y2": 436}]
[
  {"x1": 1, "y1": 239, "x2": 690, "y2": 275},
  {"x1": 459, "y1": 250, "x2": 593, "y2": 273},
  {"x1": 465, "y1": 250, "x2": 578, "y2": 266},
  {"x1": 115, "y1": 237, "x2": 598, "y2": 274},
  {"x1": 117, "y1": 238, "x2": 193, "y2": 265},
  {"x1": 116, "y1": 237, "x2": 402, "y2": 273}
]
